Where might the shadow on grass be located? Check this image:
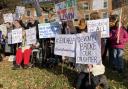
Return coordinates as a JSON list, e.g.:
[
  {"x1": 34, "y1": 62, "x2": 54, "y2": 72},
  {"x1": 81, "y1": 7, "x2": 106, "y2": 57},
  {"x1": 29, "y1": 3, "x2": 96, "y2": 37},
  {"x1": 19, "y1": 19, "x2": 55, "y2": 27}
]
[
  {"x1": 103, "y1": 57, "x2": 128, "y2": 88},
  {"x1": 38, "y1": 64, "x2": 78, "y2": 88},
  {"x1": 0, "y1": 84, "x2": 3, "y2": 88}
]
